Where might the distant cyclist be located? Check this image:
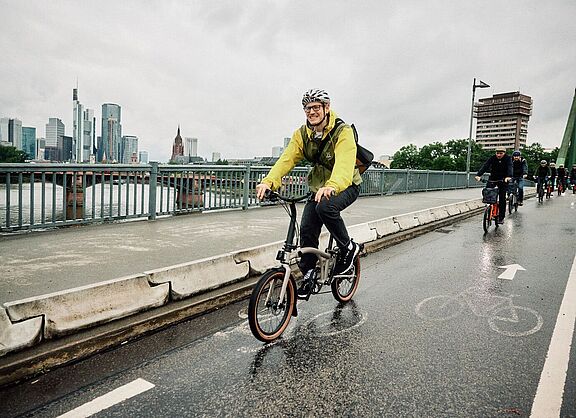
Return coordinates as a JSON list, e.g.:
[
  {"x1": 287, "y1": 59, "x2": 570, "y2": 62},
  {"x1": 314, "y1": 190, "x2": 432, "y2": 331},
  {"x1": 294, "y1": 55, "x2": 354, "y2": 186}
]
[
  {"x1": 510, "y1": 150, "x2": 528, "y2": 205},
  {"x1": 534, "y1": 160, "x2": 550, "y2": 194},
  {"x1": 255, "y1": 89, "x2": 362, "y2": 296},
  {"x1": 475, "y1": 147, "x2": 512, "y2": 224},
  {"x1": 549, "y1": 162, "x2": 557, "y2": 191},
  {"x1": 570, "y1": 164, "x2": 576, "y2": 189},
  {"x1": 557, "y1": 164, "x2": 567, "y2": 192}
]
